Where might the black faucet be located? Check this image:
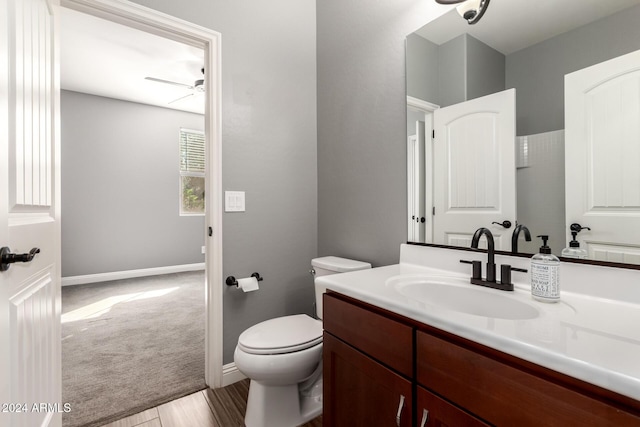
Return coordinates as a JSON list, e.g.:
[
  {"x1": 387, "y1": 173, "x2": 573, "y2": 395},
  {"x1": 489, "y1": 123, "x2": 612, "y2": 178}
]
[
  {"x1": 471, "y1": 227, "x2": 496, "y2": 282},
  {"x1": 460, "y1": 227, "x2": 527, "y2": 291},
  {"x1": 511, "y1": 224, "x2": 532, "y2": 254}
]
